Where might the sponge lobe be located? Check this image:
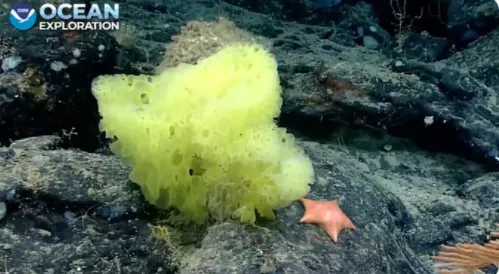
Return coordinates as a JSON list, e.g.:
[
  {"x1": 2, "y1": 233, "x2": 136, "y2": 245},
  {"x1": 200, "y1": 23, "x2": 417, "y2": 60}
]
[{"x1": 92, "y1": 44, "x2": 314, "y2": 224}]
